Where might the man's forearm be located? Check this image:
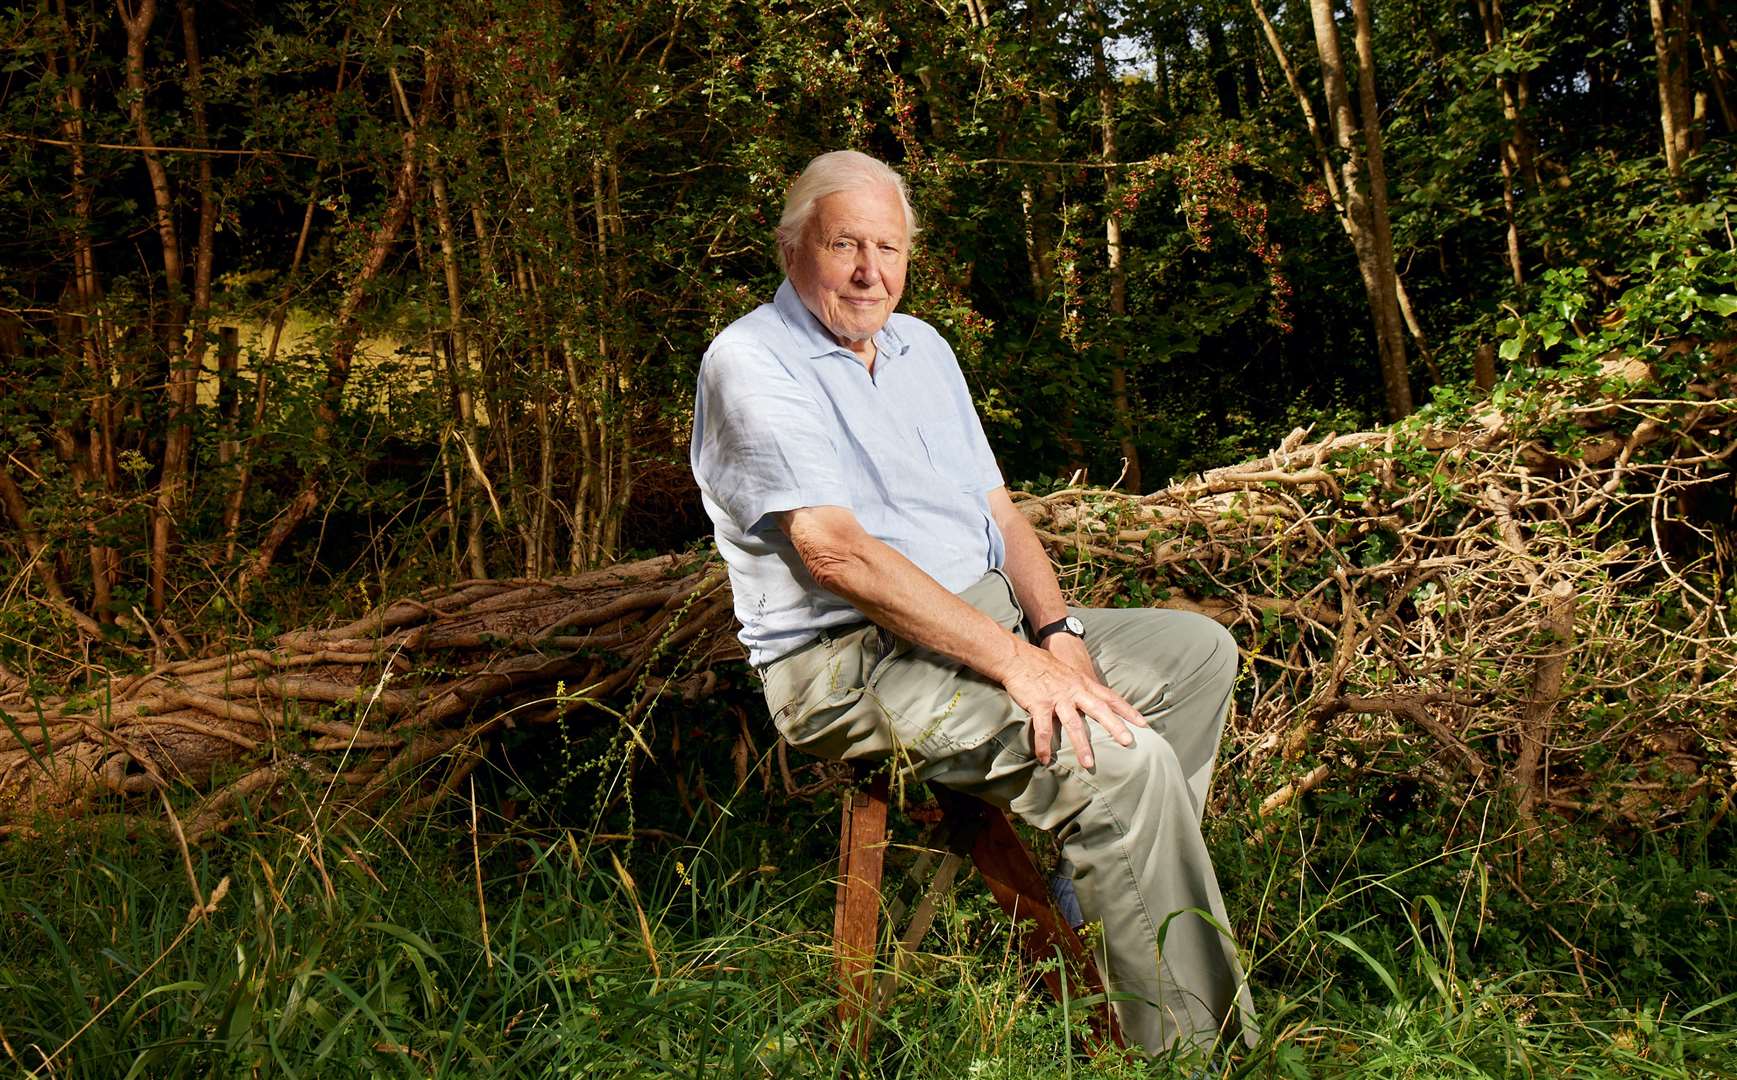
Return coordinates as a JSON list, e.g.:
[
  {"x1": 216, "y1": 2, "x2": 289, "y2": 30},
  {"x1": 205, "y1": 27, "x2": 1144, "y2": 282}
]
[
  {"x1": 781, "y1": 502, "x2": 1145, "y2": 766},
  {"x1": 781, "y1": 507, "x2": 1031, "y2": 683},
  {"x1": 991, "y1": 490, "x2": 1070, "y2": 633}
]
